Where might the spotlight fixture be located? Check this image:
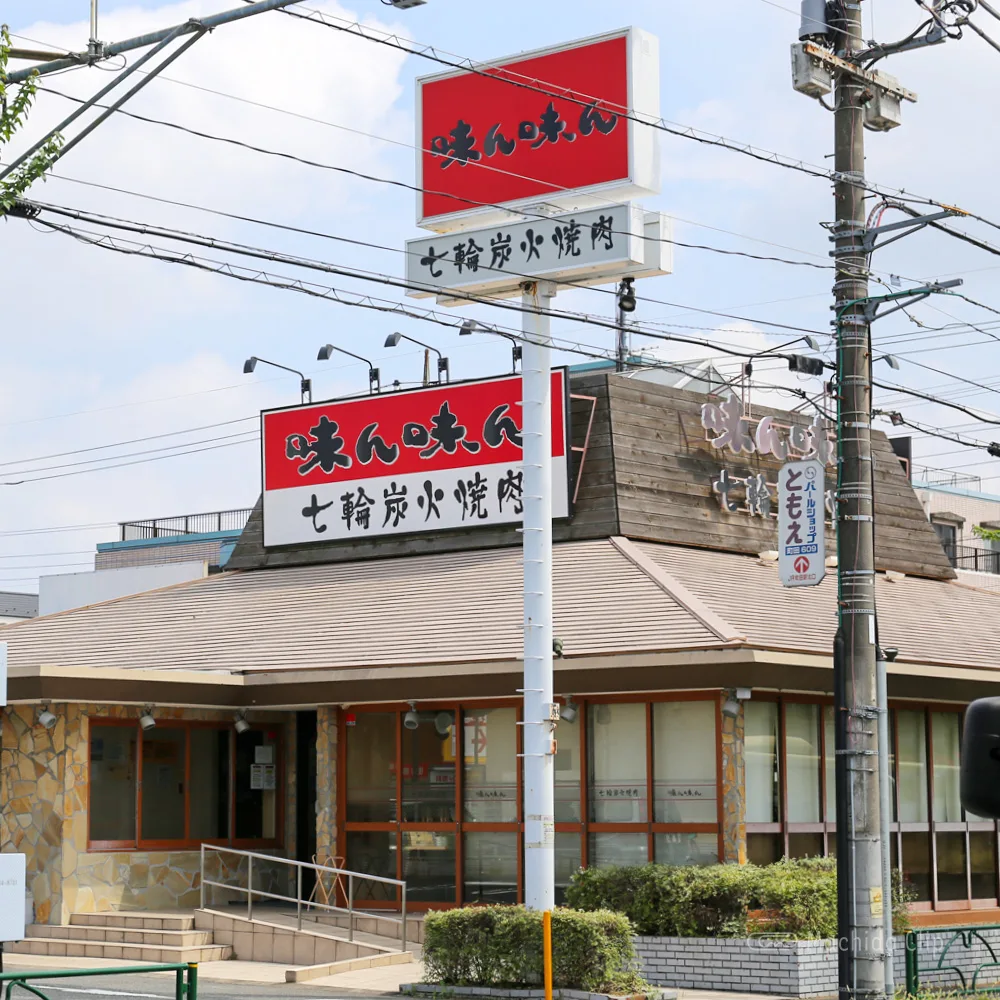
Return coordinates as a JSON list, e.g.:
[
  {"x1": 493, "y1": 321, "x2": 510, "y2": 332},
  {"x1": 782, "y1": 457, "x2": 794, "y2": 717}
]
[
  {"x1": 434, "y1": 712, "x2": 453, "y2": 737},
  {"x1": 889, "y1": 411, "x2": 905, "y2": 427},
  {"x1": 403, "y1": 701, "x2": 419, "y2": 731},
  {"x1": 388, "y1": 0, "x2": 426, "y2": 8},
  {"x1": 317, "y1": 344, "x2": 380, "y2": 393},
  {"x1": 722, "y1": 697, "x2": 741, "y2": 719},
  {"x1": 595, "y1": 704, "x2": 612, "y2": 726},
  {"x1": 385, "y1": 332, "x2": 449, "y2": 383},
  {"x1": 560, "y1": 699, "x2": 578, "y2": 724},
  {"x1": 234, "y1": 711, "x2": 251, "y2": 735},
  {"x1": 459, "y1": 320, "x2": 522, "y2": 373},
  {"x1": 552, "y1": 637, "x2": 565, "y2": 659},
  {"x1": 242, "y1": 356, "x2": 311, "y2": 403},
  {"x1": 882, "y1": 354, "x2": 901, "y2": 371},
  {"x1": 617, "y1": 277, "x2": 637, "y2": 314},
  {"x1": 139, "y1": 706, "x2": 157, "y2": 731},
  {"x1": 37, "y1": 708, "x2": 57, "y2": 730}
]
